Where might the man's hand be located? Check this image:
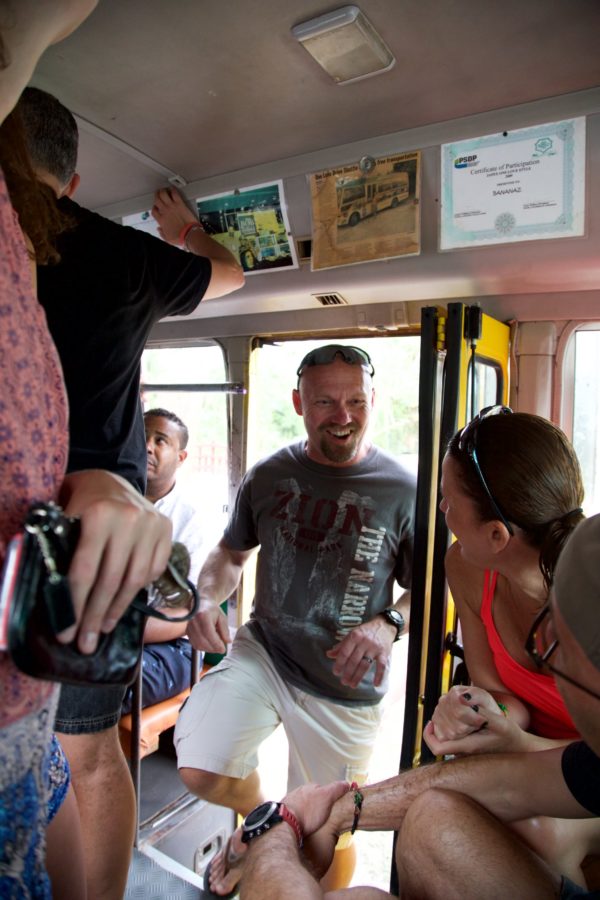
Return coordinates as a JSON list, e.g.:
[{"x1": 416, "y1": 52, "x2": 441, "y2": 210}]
[
  {"x1": 326, "y1": 616, "x2": 396, "y2": 688},
  {"x1": 58, "y1": 469, "x2": 172, "y2": 654},
  {"x1": 187, "y1": 601, "x2": 231, "y2": 654},
  {"x1": 152, "y1": 187, "x2": 198, "y2": 245},
  {"x1": 284, "y1": 781, "x2": 349, "y2": 839}
]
